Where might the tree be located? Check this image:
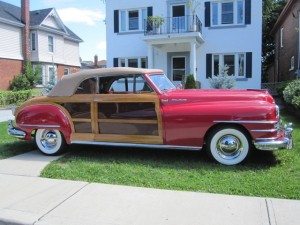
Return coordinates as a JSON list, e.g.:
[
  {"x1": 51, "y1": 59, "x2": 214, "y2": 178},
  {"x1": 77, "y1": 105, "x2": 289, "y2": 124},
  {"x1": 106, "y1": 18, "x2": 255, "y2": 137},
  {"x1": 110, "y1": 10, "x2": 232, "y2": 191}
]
[{"x1": 262, "y1": 0, "x2": 287, "y2": 82}]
